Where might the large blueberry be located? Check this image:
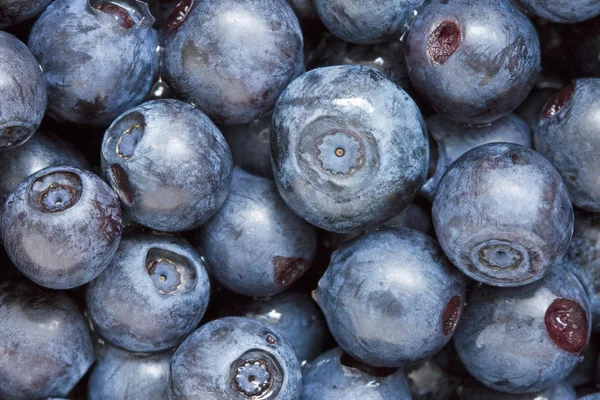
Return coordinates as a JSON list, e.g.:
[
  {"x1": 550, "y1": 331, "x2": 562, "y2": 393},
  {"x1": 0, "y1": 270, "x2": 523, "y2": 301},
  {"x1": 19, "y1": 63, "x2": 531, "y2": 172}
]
[
  {"x1": 0, "y1": 31, "x2": 46, "y2": 148},
  {"x1": 272, "y1": 65, "x2": 428, "y2": 233},
  {"x1": 534, "y1": 79, "x2": 600, "y2": 212},
  {"x1": 219, "y1": 290, "x2": 329, "y2": 364},
  {"x1": 313, "y1": 0, "x2": 424, "y2": 44},
  {"x1": 519, "y1": 0, "x2": 600, "y2": 23},
  {"x1": 161, "y1": 0, "x2": 304, "y2": 125},
  {"x1": 28, "y1": 0, "x2": 158, "y2": 126},
  {"x1": 301, "y1": 348, "x2": 410, "y2": 399},
  {"x1": 86, "y1": 232, "x2": 210, "y2": 352},
  {"x1": 2, "y1": 166, "x2": 122, "y2": 289},
  {"x1": 422, "y1": 113, "x2": 532, "y2": 200},
  {"x1": 456, "y1": 379, "x2": 577, "y2": 399},
  {"x1": 563, "y1": 17, "x2": 600, "y2": 78},
  {"x1": 405, "y1": 0, "x2": 540, "y2": 124},
  {"x1": 194, "y1": 168, "x2": 317, "y2": 297},
  {"x1": 0, "y1": 0, "x2": 53, "y2": 28},
  {"x1": 169, "y1": 317, "x2": 302, "y2": 399},
  {"x1": 88, "y1": 344, "x2": 172, "y2": 400},
  {"x1": 0, "y1": 279, "x2": 95, "y2": 399},
  {"x1": 433, "y1": 143, "x2": 573, "y2": 287},
  {"x1": 314, "y1": 228, "x2": 467, "y2": 367},
  {"x1": 101, "y1": 99, "x2": 233, "y2": 232},
  {"x1": 454, "y1": 267, "x2": 591, "y2": 393}
]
